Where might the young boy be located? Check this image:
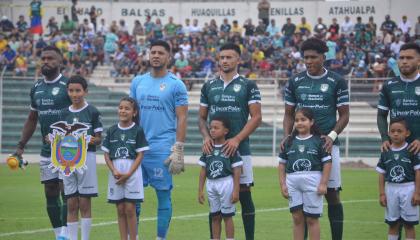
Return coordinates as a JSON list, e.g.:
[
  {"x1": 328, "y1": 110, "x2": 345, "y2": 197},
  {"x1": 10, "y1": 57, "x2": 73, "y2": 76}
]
[
  {"x1": 376, "y1": 118, "x2": 420, "y2": 240},
  {"x1": 198, "y1": 116, "x2": 243, "y2": 240},
  {"x1": 57, "y1": 75, "x2": 103, "y2": 240}
]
